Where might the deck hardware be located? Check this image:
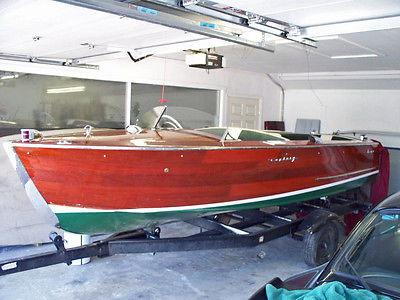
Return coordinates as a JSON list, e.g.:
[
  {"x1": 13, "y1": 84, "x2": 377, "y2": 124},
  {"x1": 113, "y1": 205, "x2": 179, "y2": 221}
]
[
  {"x1": 126, "y1": 125, "x2": 143, "y2": 134},
  {"x1": 164, "y1": 168, "x2": 169, "y2": 173},
  {"x1": 21, "y1": 129, "x2": 42, "y2": 142},
  {"x1": 57, "y1": 140, "x2": 72, "y2": 145},
  {"x1": 84, "y1": 125, "x2": 93, "y2": 138}
]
